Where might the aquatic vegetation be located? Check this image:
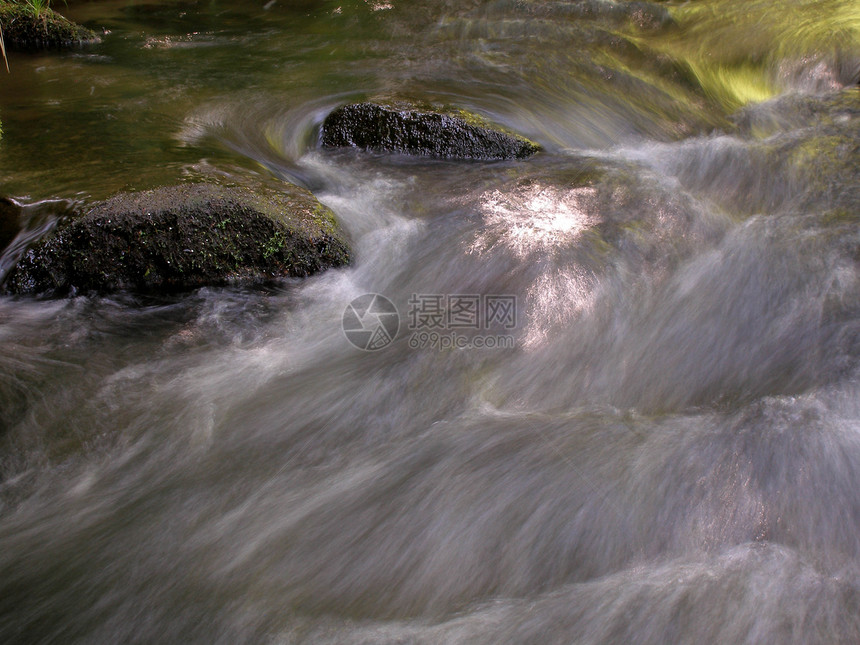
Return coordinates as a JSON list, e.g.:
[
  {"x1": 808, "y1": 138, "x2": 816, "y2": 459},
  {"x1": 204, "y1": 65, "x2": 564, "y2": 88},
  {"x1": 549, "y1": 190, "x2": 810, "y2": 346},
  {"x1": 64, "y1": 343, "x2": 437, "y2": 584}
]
[
  {"x1": 3, "y1": 0, "x2": 55, "y2": 18},
  {"x1": 0, "y1": 24, "x2": 7, "y2": 72}
]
